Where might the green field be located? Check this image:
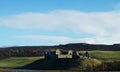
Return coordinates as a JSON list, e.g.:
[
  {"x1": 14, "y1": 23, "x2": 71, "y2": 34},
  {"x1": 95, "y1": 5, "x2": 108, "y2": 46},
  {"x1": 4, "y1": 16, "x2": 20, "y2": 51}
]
[
  {"x1": 0, "y1": 57, "x2": 42, "y2": 68},
  {"x1": 0, "y1": 51, "x2": 119, "y2": 68},
  {"x1": 78, "y1": 51, "x2": 120, "y2": 62}
]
